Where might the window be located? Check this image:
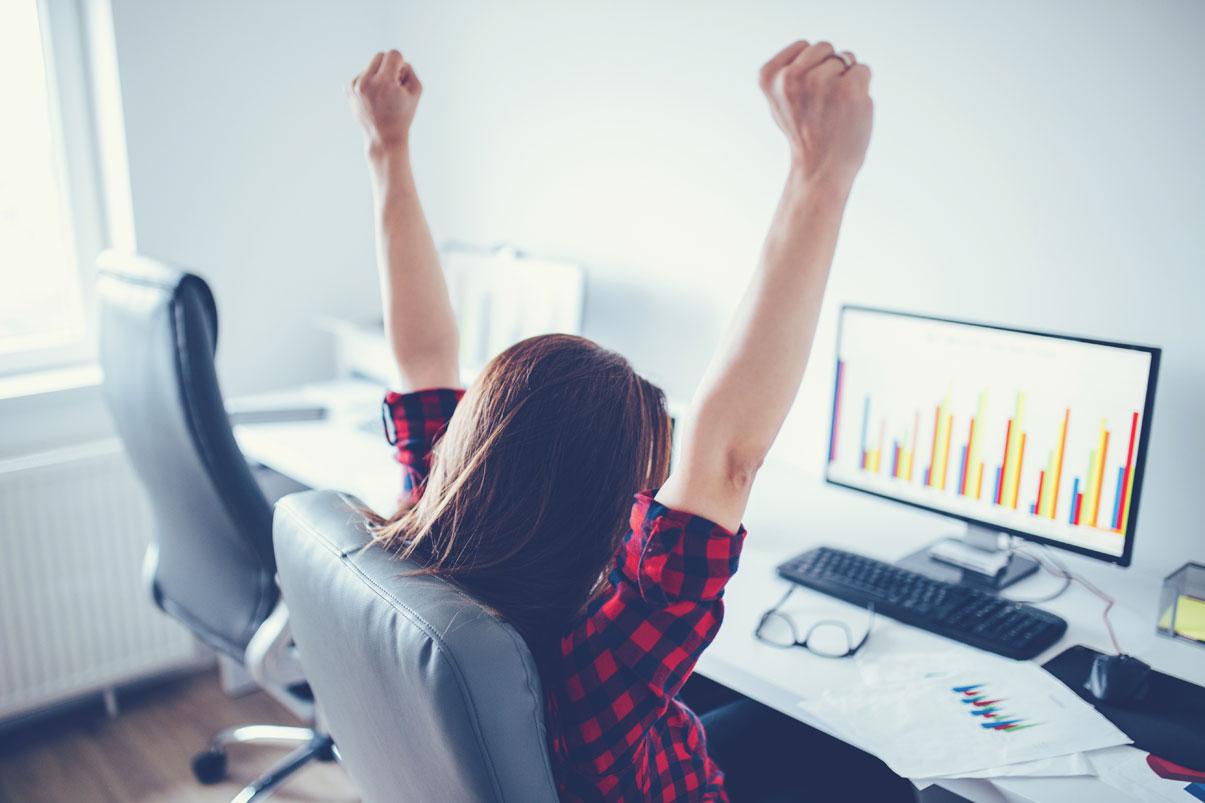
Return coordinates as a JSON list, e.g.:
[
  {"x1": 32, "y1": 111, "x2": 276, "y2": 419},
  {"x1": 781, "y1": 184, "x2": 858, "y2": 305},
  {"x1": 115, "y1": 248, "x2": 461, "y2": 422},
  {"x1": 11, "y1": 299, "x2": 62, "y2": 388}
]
[{"x1": 0, "y1": 0, "x2": 125, "y2": 377}]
